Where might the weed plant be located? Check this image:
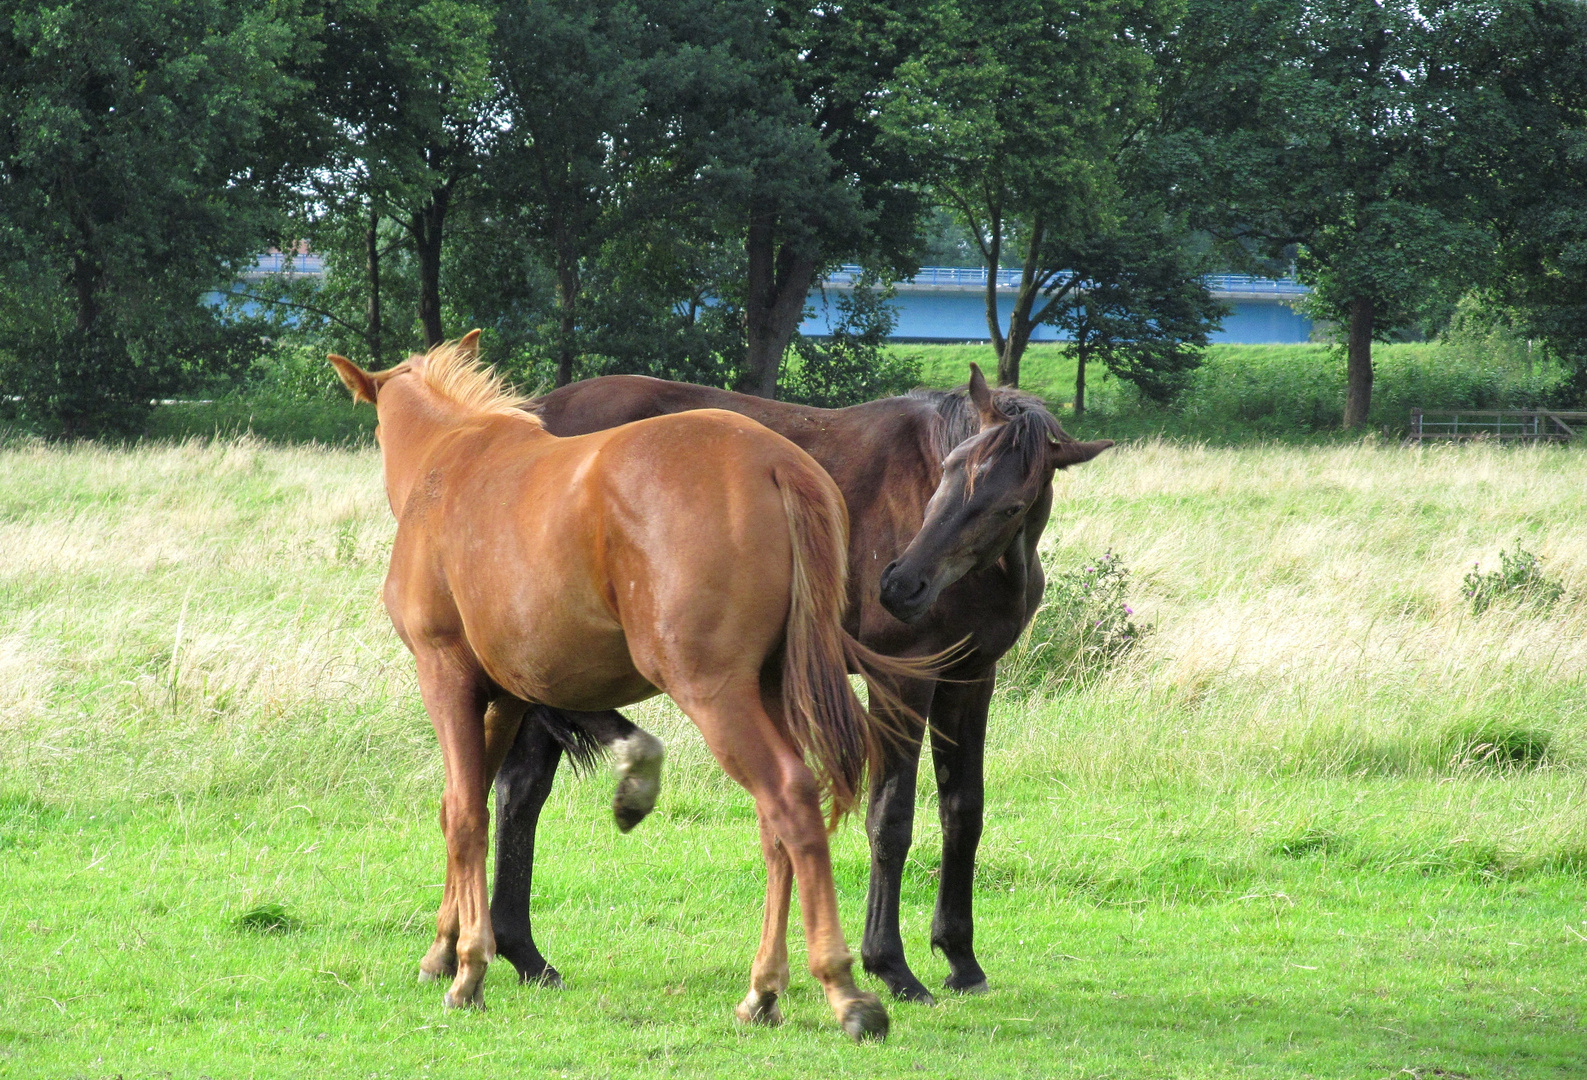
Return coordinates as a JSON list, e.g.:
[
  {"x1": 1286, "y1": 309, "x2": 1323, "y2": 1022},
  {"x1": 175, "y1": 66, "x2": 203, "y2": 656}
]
[
  {"x1": 1463, "y1": 540, "x2": 1566, "y2": 615},
  {"x1": 999, "y1": 550, "x2": 1151, "y2": 695}
]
